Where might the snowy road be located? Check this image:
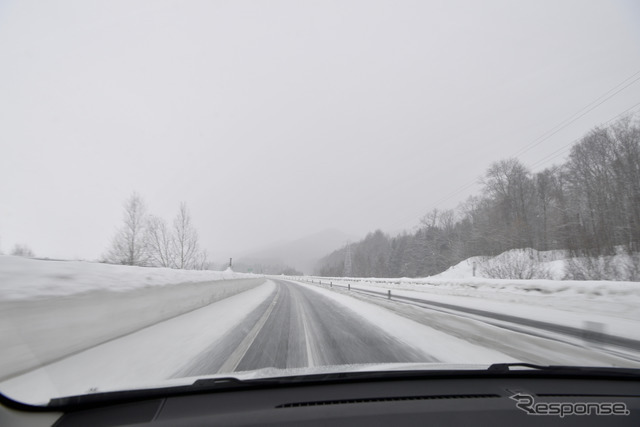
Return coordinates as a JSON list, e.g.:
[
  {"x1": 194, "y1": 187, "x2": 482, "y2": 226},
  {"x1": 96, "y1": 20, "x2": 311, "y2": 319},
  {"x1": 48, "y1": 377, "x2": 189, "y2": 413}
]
[
  {"x1": 178, "y1": 279, "x2": 430, "y2": 377},
  {"x1": 3, "y1": 277, "x2": 638, "y2": 404},
  {"x1": 177, "y1": 278, "x2": 640, "y2": 379}
]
